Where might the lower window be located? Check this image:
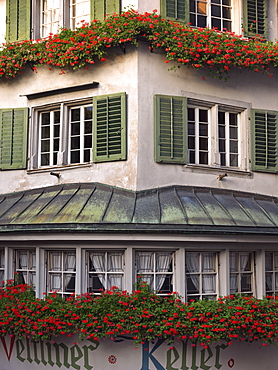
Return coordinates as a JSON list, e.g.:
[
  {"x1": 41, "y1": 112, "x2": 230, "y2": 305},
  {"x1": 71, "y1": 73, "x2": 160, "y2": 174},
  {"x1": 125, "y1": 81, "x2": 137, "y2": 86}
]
[
  {"x1": 135, "y1": 251, "x2": 173, "y2": 294},
  {"x1": 87, "y1": 251, "x2": 125, "y2": 293},
  {"x1": 15, "y1": 250, "x2": 36, "y2": 288},
  {"x1": 265, "y1": 252, "x2": 278, "y2": 296},
  {"x1": 186, "y1": 252, "x2": 218, "y2": 301},
  {"x1": 229, "y1": 252, "x2": 254, "y2": 295},
  {"x1": 47, "y1": 251, "x2": 76, "y2": 296}
]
